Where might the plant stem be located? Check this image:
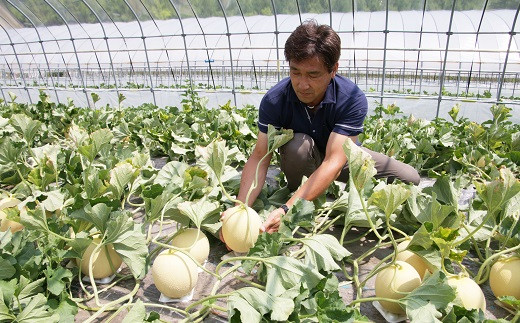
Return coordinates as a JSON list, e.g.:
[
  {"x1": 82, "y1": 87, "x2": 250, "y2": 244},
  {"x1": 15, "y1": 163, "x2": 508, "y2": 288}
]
[
  {"x1": 244, "y1": 153, "x2": 270, "y2": 206},
  {"x1": 84, "y1": 281, "x2": 141, "y2": 323}
]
